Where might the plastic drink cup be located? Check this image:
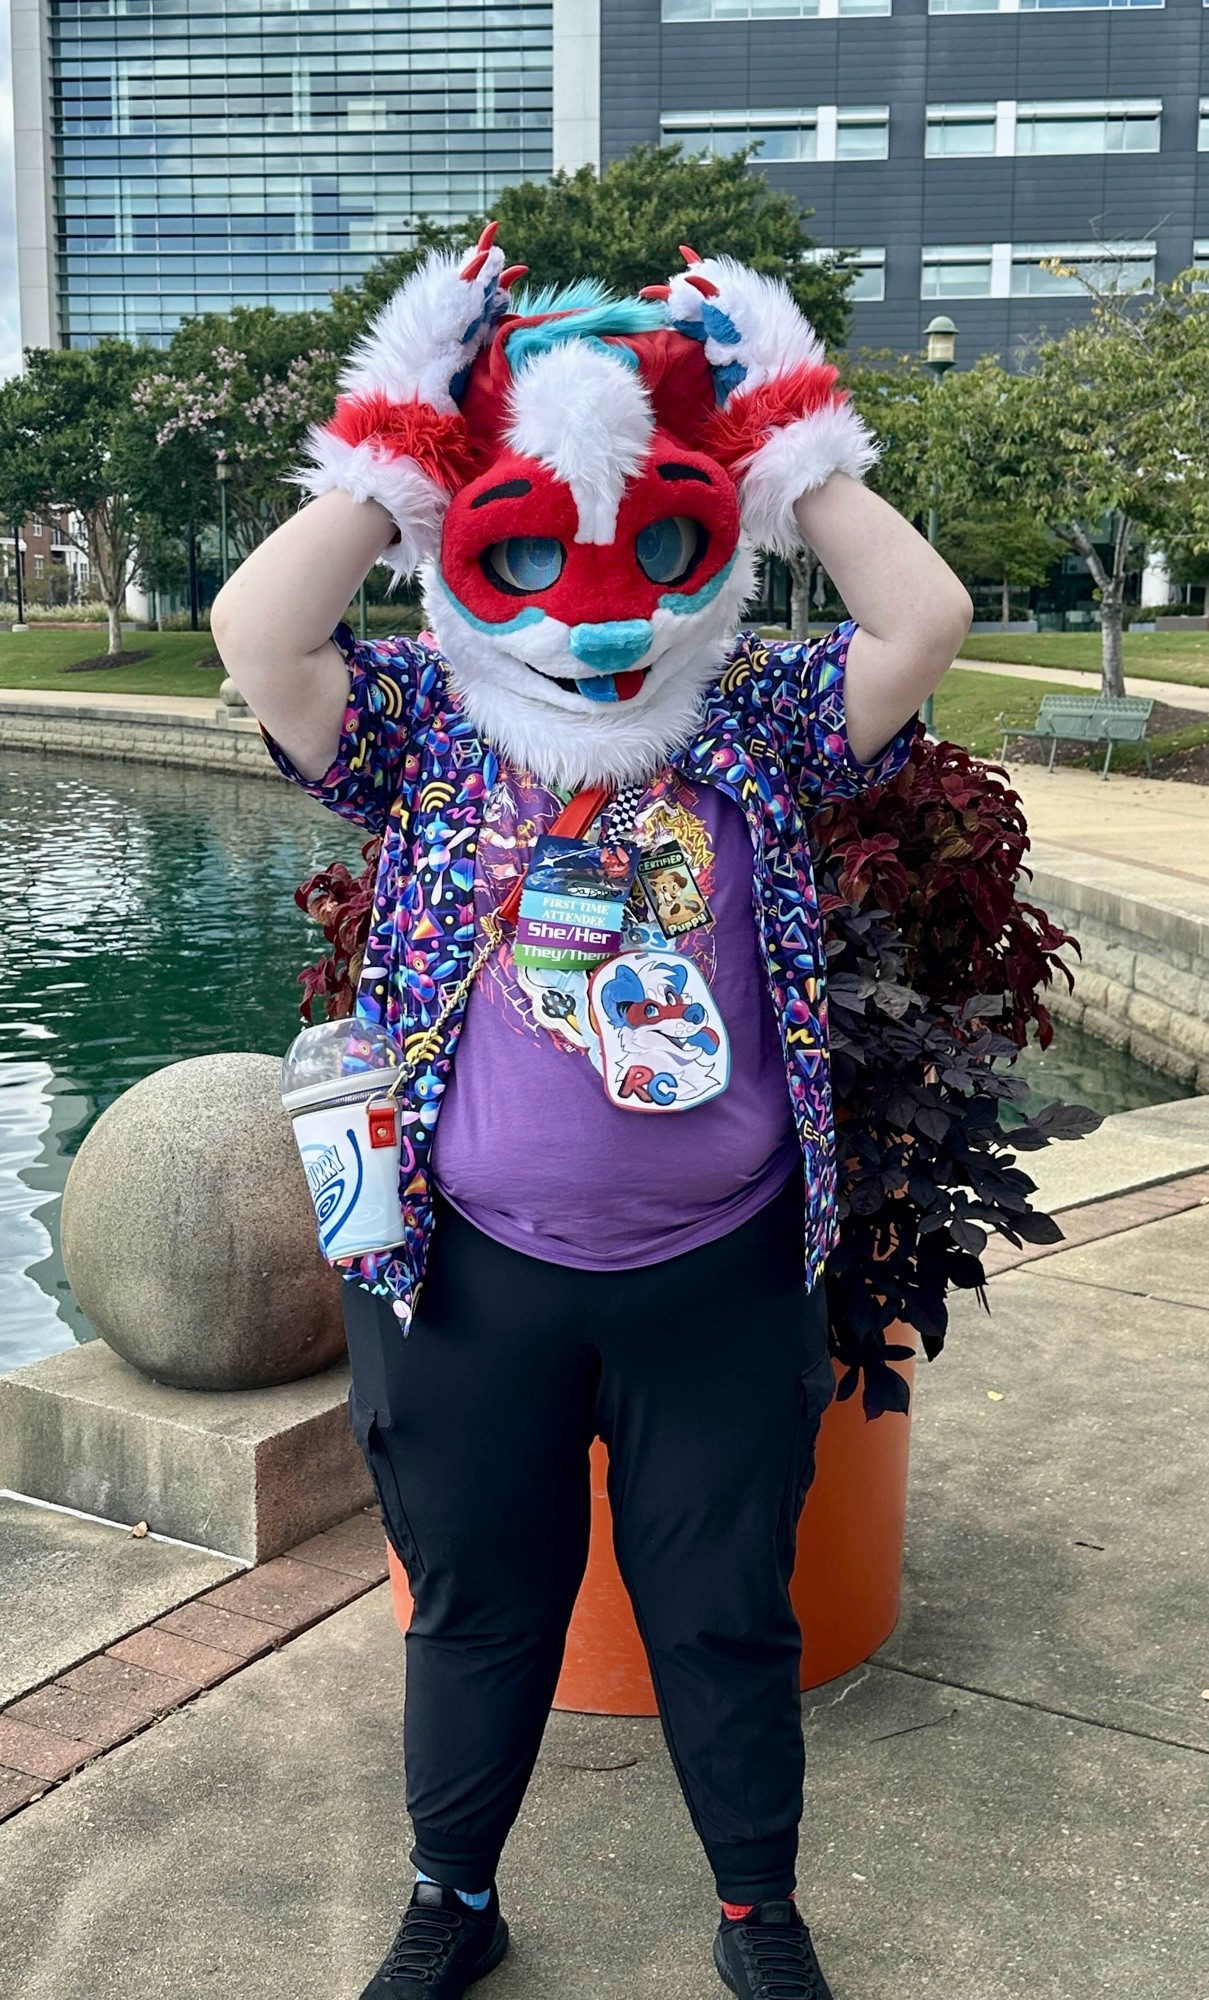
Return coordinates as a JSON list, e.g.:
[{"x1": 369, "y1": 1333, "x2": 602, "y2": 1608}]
[{"x1": 281, "y1": 1019, "x2": 406, "y2": 1259}]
